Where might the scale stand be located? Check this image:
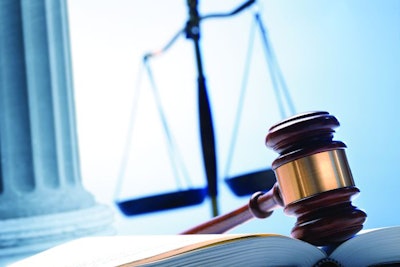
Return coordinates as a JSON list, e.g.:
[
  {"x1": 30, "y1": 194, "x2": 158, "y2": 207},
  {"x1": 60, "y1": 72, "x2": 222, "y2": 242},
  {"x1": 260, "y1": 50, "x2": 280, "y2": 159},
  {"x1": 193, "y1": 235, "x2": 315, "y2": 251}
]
[
  {"x1": 115, "y1": 0, "x2": 292, "y2": 218},
  {"x1": 185, "y1": 0, "x2": 218, "y2": 216}
]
